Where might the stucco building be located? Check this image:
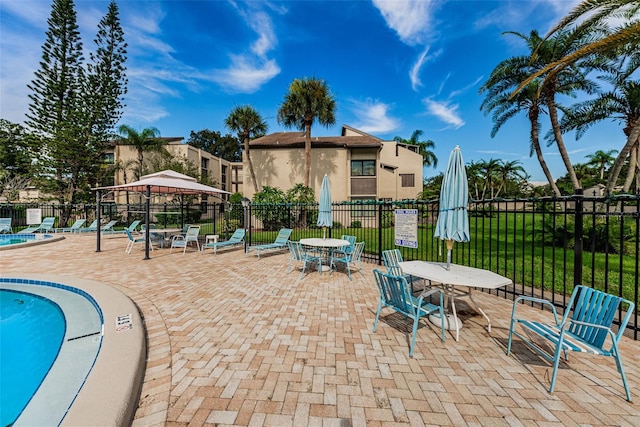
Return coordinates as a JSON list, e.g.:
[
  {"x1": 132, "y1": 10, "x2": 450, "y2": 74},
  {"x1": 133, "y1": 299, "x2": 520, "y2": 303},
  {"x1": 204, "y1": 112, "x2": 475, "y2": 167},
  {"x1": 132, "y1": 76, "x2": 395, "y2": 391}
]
[{"x1": 245, "y1": 125, "x2": 424, "y2": 202}]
